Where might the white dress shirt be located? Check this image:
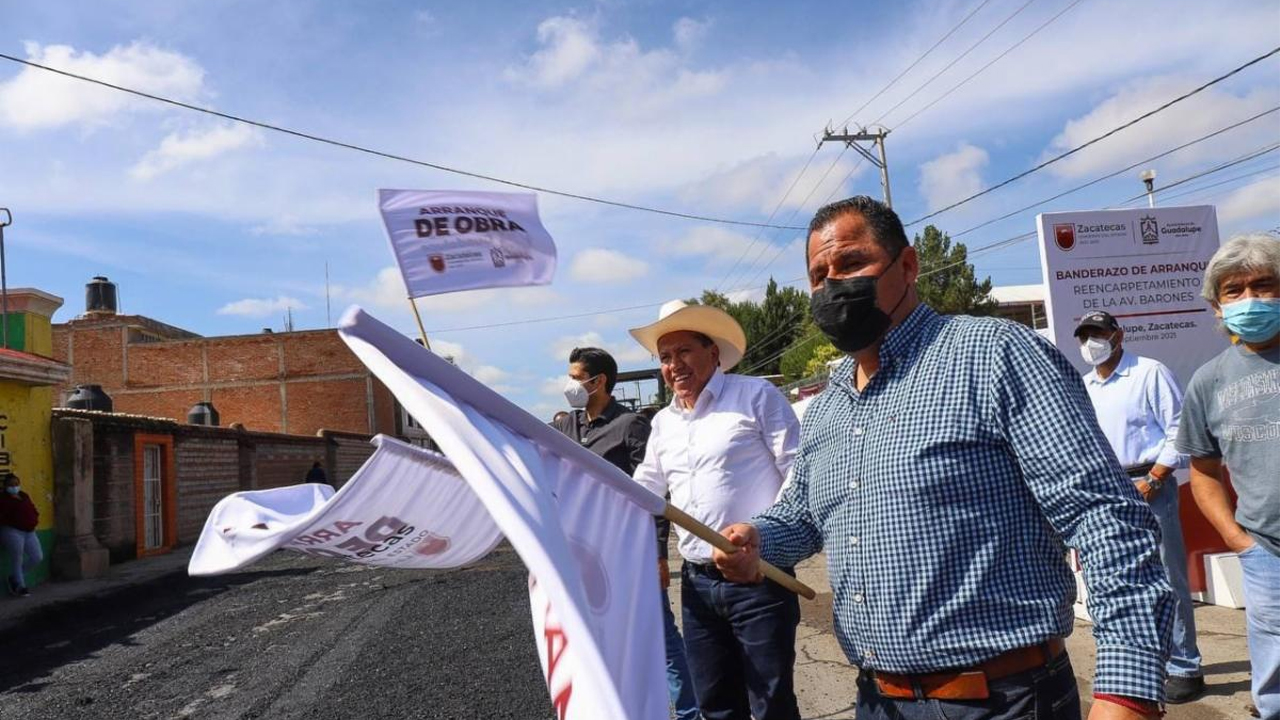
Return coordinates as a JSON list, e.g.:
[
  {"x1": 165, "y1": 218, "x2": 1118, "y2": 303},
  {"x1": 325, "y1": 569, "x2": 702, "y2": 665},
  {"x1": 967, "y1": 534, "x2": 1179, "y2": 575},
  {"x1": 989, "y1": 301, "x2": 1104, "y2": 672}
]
[
  {"x1": 633, "y1": 369, "x2": 799, "y2": 564},
  {"x1": 1083, "y1": 350, "x2": 1185, "y2": 471}
]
